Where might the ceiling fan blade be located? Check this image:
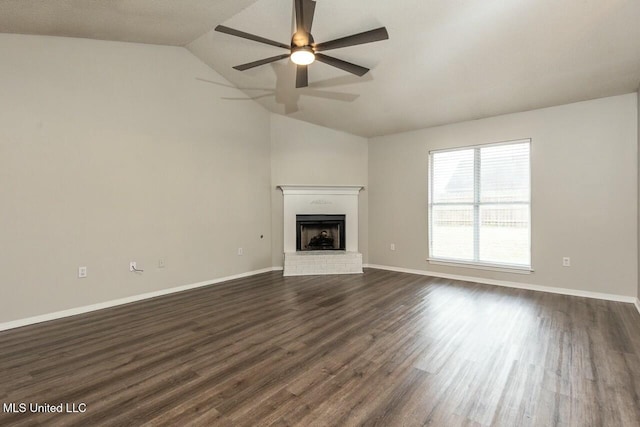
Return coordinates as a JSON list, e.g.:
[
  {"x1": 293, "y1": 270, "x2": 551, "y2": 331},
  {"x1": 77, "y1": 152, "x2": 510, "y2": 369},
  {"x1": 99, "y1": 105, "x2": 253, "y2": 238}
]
[
  {"x1": 315, "y1": 54, "x2": 369, "y2": 77},
  {"x1": 304, "y1": 0, "x2": 316, "y2": 33},
  {"x1": 314, "y1": 27, "x2": 389, "y2": 52},
  {"x1": 294, "y1": 0, "x2": 304, "y2": 33},
  {"x1": 215, "y1": 25, "x2": 290, "y2": 50},
  {"x1": 233, "y1": 54, "x2": 291, "y2": 71},
  {"x1": 295, "y1": 0, "x2": 316, "y2": 33},
  {"x1": 296, "y1": 65, "x2": 309, "y2": 88}
]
